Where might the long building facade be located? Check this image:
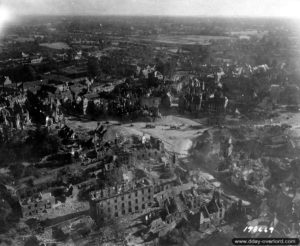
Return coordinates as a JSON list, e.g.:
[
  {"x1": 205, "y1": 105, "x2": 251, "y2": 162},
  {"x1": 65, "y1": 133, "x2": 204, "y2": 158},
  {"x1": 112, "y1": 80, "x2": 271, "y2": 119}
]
[{"x1": 89, "y1": 178, "x2": 178, "y2": 225}]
